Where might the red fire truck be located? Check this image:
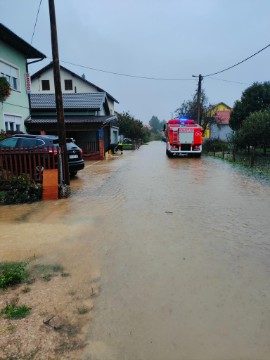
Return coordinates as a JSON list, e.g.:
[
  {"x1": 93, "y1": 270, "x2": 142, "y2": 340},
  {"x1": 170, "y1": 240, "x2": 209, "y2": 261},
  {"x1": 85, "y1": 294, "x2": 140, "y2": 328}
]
[{"x1": 164, "y1": 118, "x2": 203, "y2": 157}]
